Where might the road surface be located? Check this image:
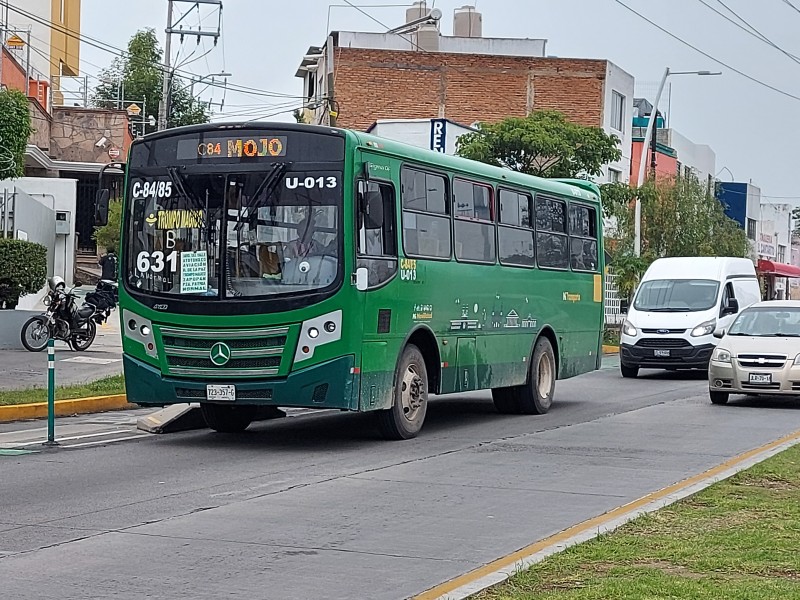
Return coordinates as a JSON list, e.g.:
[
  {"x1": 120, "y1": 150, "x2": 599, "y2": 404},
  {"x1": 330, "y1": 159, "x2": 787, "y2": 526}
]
[{"x1": 2, "y1": 359, "x2": 800, "y2": 599}]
